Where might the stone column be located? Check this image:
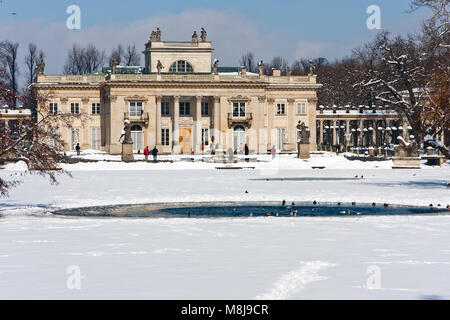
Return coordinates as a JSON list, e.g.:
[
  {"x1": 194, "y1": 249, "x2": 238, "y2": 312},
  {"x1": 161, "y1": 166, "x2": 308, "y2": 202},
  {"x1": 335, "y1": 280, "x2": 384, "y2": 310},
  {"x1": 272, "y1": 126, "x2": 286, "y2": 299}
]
[
  {"x1": 194, "y1": 96, "x2": 202, "y2": 154},
  {"x1": 287, "y1": 98, "x2": 295, "y2": 151},
  {"x1": 332, "y1": 120, "x2": 337, "y2": 146},
  {"x1": 213, "y1": 96, "x2": 221, "y2": 150},
  {"x1": 267, "y1": 98, "x2": 275, "y2": 150},
  {"x1": 319, "y1": 120, "x2": 323, "y2": 149},
  {"x1": 359, "y1": 119, "x2": 364, "y2": 146},
  {"x1": 81, "y1": 97, "x2": 90, "y2": 150},
  {"x1": 172, "y1": 96, "x2": 180, "y2": 153},
  {"x1": 258, "y1": 96, "x2": 267, "y2": 154},
  {"x1": 156, "y1": 95, "x2": 162, "y2": 147}
]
